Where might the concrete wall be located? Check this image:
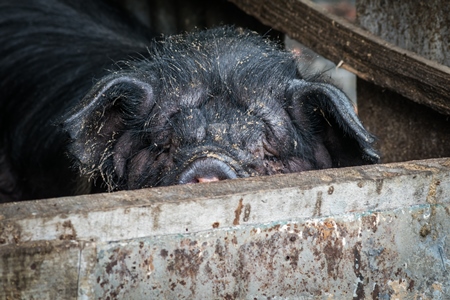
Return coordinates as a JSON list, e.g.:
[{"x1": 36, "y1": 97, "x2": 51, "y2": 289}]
[{"x1": 1, "y1": 158, "x2": 449, "y2": 299}]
